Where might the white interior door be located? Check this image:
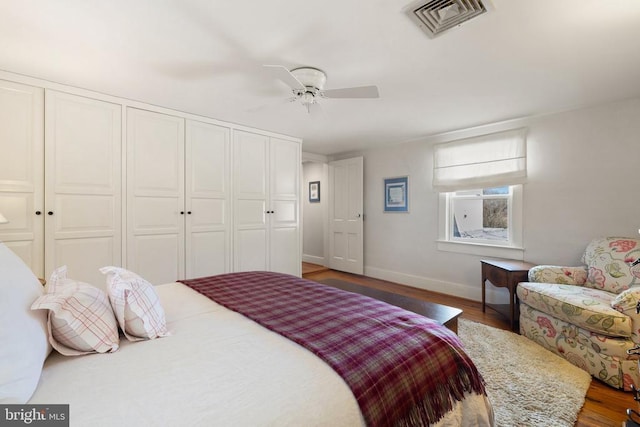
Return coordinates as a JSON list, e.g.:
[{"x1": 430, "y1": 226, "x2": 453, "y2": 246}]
[
  {"x1": 185, "y1": 119, "x2": 230, "y2": 279},
  {"x1": 0, "y1": 80, "x2": 44, "y2": 276},
  {"x1": 45, "y1": 91, "x2": 121, "y2": 285},
  {"x1": 329, "y1": 157, "x2": 363, "y2": 274},
  {"x1": 127, "y1": 108, "x2": 184, "y2": 285}
]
